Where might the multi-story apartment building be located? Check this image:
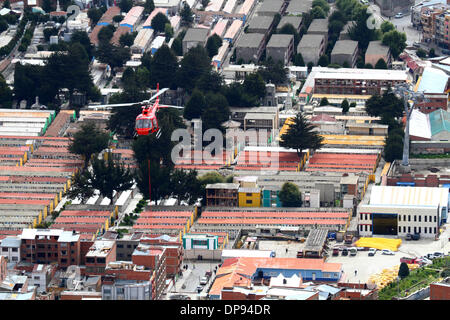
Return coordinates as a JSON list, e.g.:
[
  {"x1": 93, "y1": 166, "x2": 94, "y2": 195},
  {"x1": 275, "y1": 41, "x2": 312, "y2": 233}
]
[
  {"x1": 85, "y1": 240, "x2": 116, "y2": 276},
  {"x1": 313, "y1": 70, "x2": 408, "y2": 96},
  {"x1": 19, "y1": 229, "x2": 80, "y2": 269}
]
